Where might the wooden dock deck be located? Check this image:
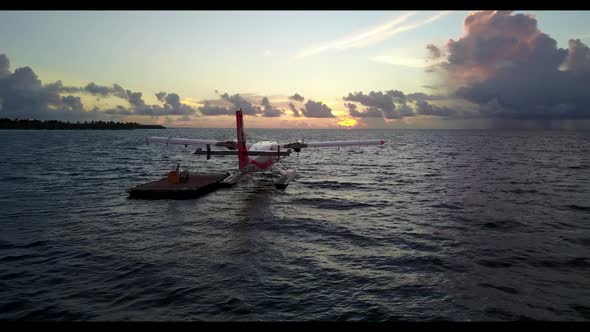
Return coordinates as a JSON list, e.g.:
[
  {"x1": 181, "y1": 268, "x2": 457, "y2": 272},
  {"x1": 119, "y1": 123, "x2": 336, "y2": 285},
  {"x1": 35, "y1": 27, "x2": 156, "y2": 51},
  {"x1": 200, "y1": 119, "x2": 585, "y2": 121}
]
[{"x1": 128, "y1": 172, "x2": 231, "y2": 199}]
